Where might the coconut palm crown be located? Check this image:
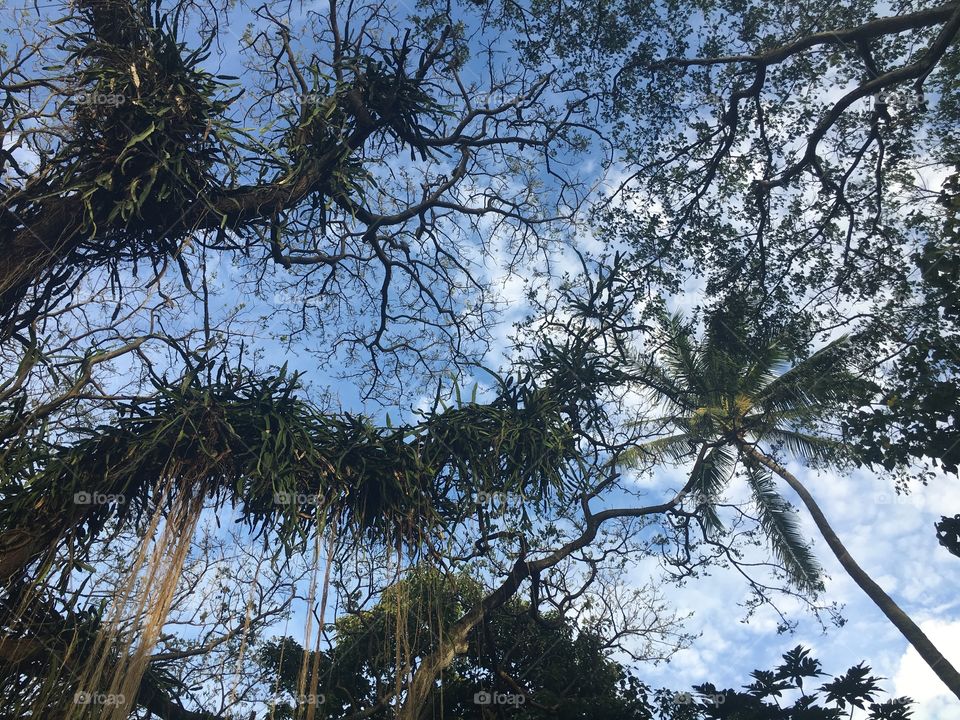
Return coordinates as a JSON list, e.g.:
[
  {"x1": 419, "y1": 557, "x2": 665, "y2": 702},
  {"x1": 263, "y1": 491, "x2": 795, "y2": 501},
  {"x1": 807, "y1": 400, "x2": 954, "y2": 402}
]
[{"x1": 624, "y1": 310, "x2": 876, "y2": 594}]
